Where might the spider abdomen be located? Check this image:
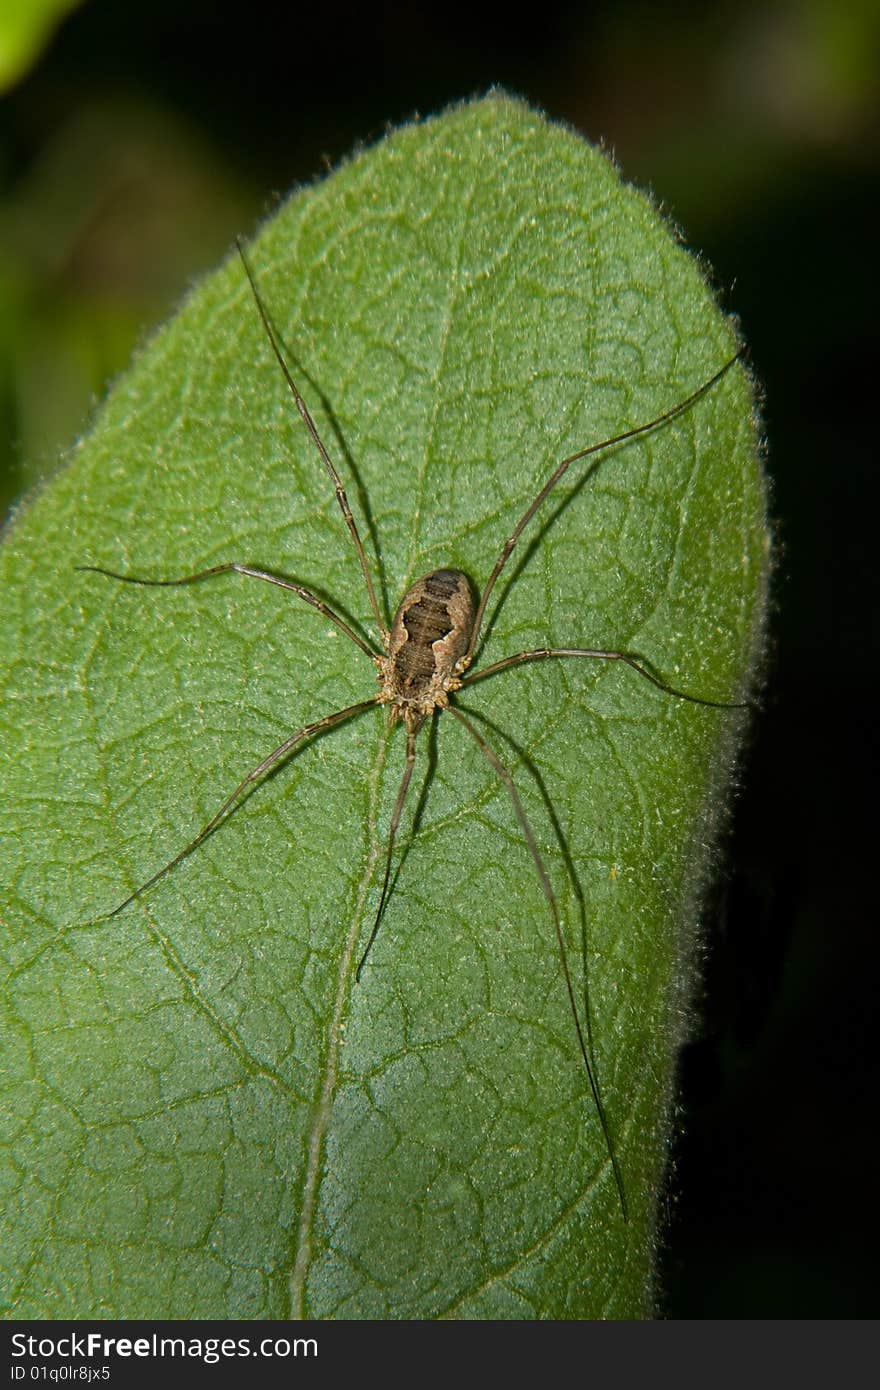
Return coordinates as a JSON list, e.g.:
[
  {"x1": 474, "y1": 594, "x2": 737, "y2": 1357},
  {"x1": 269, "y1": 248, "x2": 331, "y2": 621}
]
[{"x1": 379, "y1": 568, "x2": 474, "y2": 727}]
